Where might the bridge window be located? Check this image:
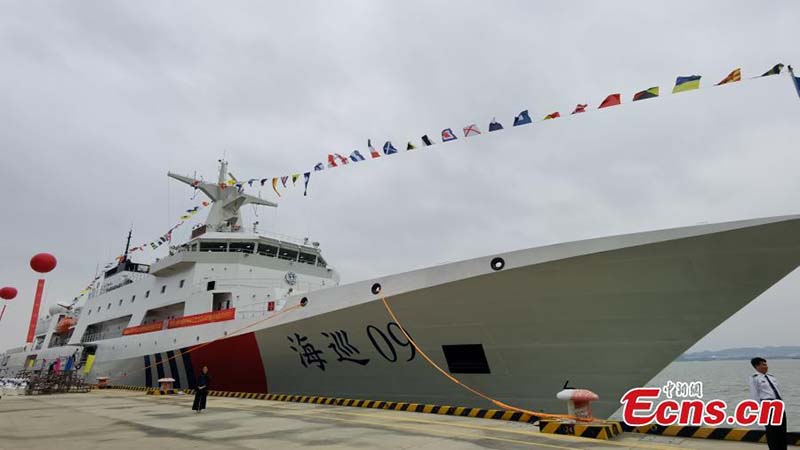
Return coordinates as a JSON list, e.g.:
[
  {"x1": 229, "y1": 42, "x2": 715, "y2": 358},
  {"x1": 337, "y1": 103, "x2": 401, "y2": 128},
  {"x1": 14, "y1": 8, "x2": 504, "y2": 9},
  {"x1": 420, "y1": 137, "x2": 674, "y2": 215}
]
[
  {"x1": 229, "y1": 242, "x2": 255, "y2": 254},
  {"x1": 298, "y1": 252, "x2": 317, "y2": 265},
  {"x1": 317, "y1": 256, "x2": 327, "y2": 268},
  {"x1": 257, "y1": 244, "x2": 277, "y2": 257},
  {"x1": 200, "y1": 242, "x2": 227, "y2": 252},
  {"x1": 278, "y1": 248, "x2": 298, "y2": 261}
]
